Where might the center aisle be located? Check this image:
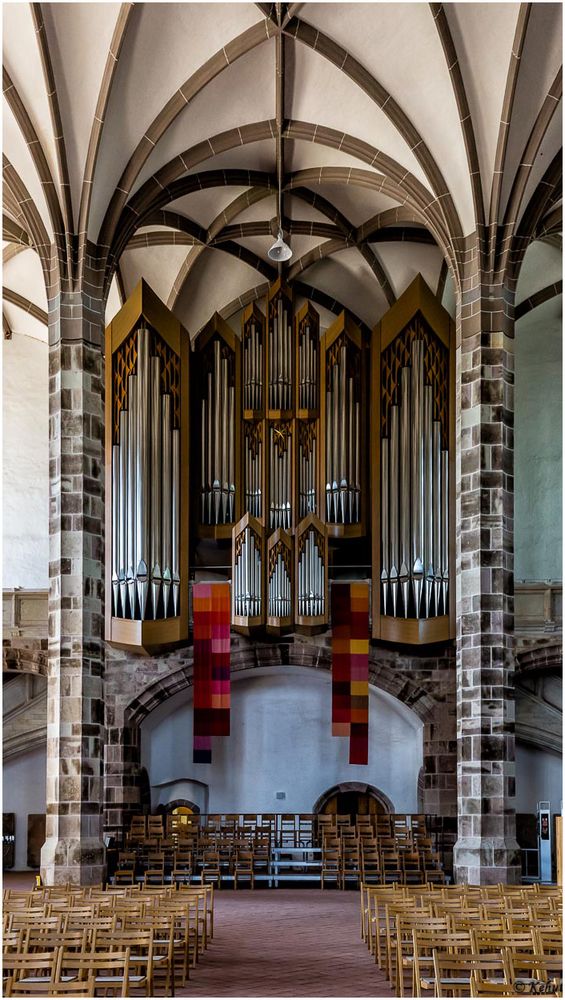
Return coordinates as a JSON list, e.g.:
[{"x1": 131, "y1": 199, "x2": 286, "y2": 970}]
[{"x1": 180, "y1": 889, "x2": 393, "y2": 998}]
